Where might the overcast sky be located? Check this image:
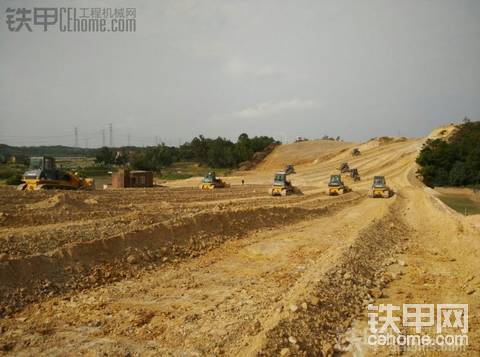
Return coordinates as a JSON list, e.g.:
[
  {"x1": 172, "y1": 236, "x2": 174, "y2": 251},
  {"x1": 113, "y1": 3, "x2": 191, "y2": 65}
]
[{"x1": 1, "y1": 0, "x2": 479, "y2": 147}]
